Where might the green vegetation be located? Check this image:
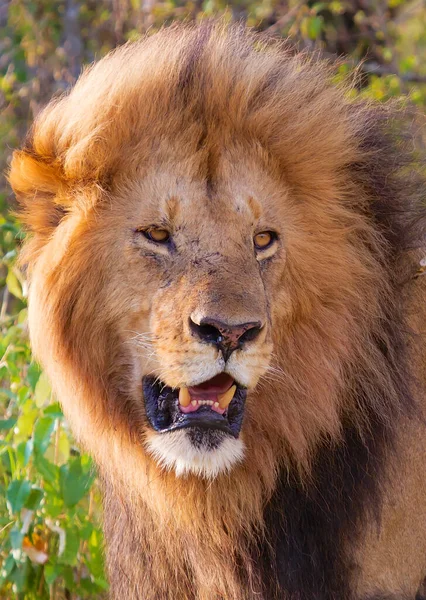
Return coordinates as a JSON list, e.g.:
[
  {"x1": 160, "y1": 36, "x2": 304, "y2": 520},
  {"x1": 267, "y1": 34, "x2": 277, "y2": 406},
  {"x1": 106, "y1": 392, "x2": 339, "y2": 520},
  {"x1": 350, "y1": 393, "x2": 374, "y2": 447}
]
[{"x1": 1, "y1": 1, "x2": 425, "y2": 597}]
